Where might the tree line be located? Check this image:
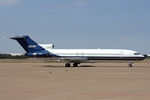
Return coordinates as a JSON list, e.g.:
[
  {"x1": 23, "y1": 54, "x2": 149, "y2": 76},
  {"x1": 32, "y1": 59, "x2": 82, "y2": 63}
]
[{"x1": 0, "y1": 54, "x2": 27, "y2": 59}]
